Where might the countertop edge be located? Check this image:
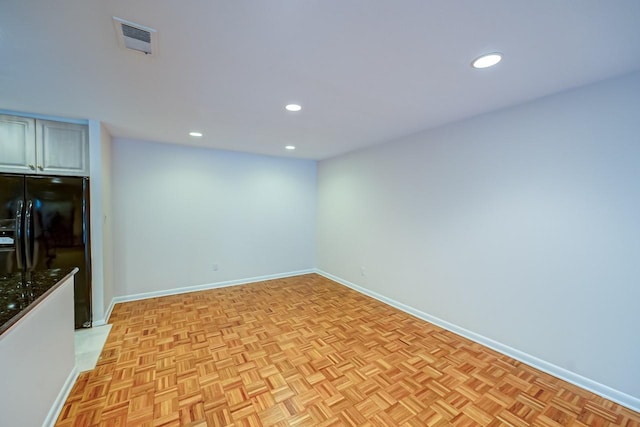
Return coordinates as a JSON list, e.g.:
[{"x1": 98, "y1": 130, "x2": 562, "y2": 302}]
[{"x1": 0, "y1": 267, "x2": 79, "y2": 337}]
